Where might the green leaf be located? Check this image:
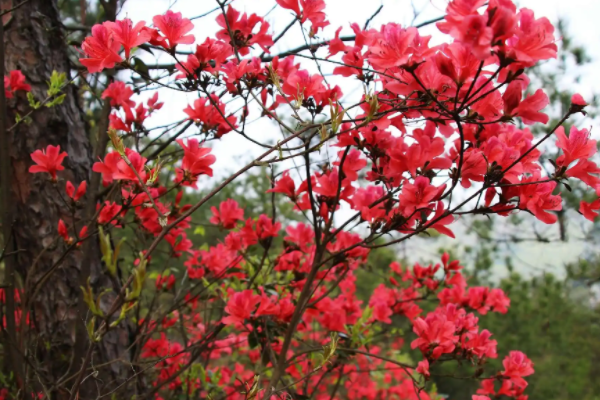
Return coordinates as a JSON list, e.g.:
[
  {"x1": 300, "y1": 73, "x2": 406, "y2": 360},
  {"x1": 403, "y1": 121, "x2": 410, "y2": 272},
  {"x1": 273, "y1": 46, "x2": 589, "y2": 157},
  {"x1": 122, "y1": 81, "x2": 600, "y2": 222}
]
[
  {"x1": 311, "y1": 352, "x2": 324, "y2": 367},
  {"x1": 47, "y1": 70, "x2": 66, "y2": 97},
  {"x1": 248, "y1": 332, "x2": 259, "y2": 349},
  {"x1": 132, "y1": 57, "x2": 149, "y2": 77},
  {"x1": 193, "y1": 226, "x2": 205, "y2": 236},
  {"x1": 86, "y1": 317, "x2": 96, "y2": 339},
  {"x1": 27, "y1": 92, "x2": 41, "y2": 109},
  {"x1": 45, "y1": 94, "x2": 66, "y2": 108},
  {"x1": 110, "y1": 302, "x2": 132, "y2": 328},
  {"x1": 80, "y1": 277, "x2": 103, "y2": 317},
  {"x1": 99, "y1": 226, "x2": 117, "y2": 277}
]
